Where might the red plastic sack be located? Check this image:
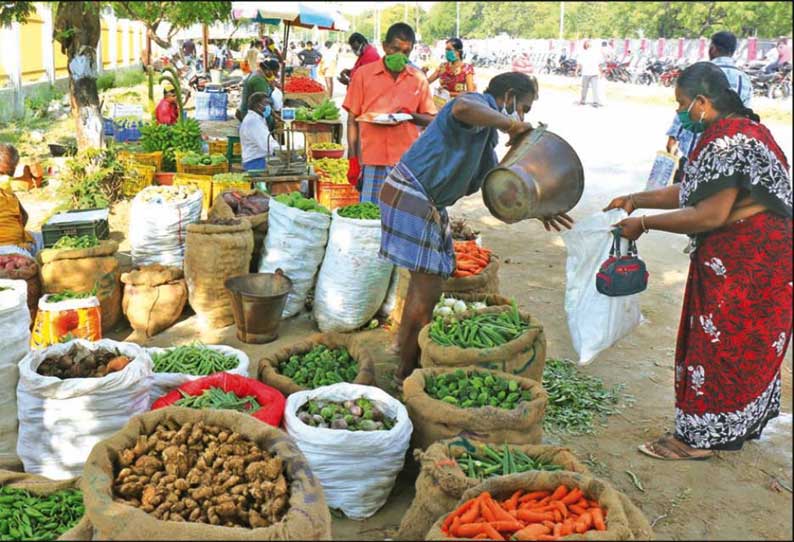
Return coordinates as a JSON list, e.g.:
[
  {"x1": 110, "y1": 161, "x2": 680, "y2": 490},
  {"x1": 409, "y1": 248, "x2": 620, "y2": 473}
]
[{"x1": 151, "y1": 373, "x2": 286, "y2": 427}]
